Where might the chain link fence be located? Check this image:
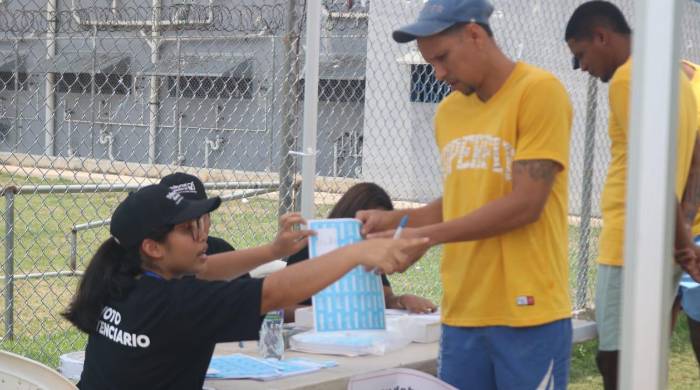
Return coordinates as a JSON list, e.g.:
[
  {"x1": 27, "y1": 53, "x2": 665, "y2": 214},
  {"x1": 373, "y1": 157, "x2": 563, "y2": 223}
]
[
  {"x1": 313, "y1": 0, "x2": 700, "y2": 313},
  {"x1": 0, "y1": 0, "x2": 699, "y2": 367},
  {"x1": 0, "y1": 0, "x2": 312, "y2": 365}
]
